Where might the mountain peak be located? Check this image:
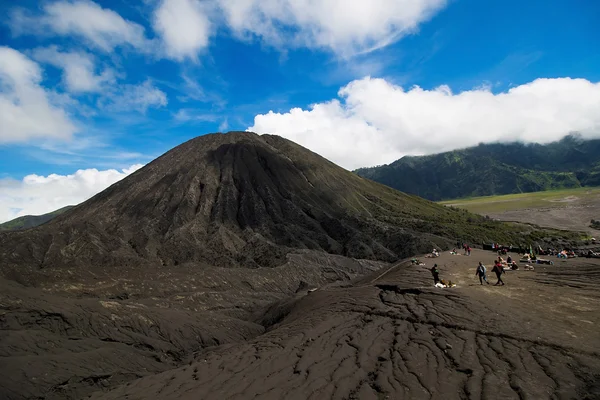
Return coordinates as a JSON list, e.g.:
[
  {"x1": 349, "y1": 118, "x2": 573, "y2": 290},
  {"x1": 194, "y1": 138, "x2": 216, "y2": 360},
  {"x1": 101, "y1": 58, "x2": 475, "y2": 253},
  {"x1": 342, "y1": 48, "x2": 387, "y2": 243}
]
[{"x1": 0, "y1": 133, "x2": 546, "y2": 286}]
